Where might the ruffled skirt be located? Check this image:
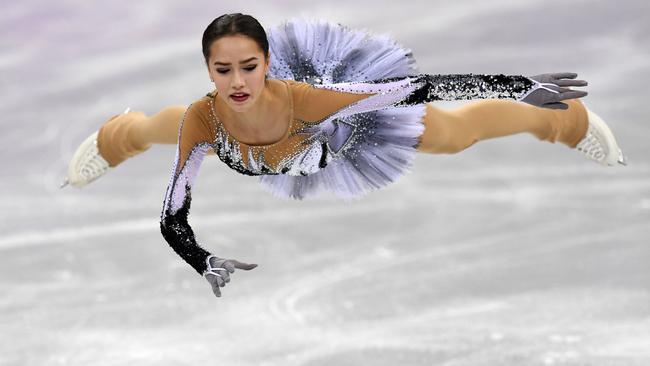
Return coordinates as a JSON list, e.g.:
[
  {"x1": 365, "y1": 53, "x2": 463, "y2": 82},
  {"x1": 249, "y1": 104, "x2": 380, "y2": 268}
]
[{"x1": 259, "y1": 17, "x2": 426, "y2": 201}]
